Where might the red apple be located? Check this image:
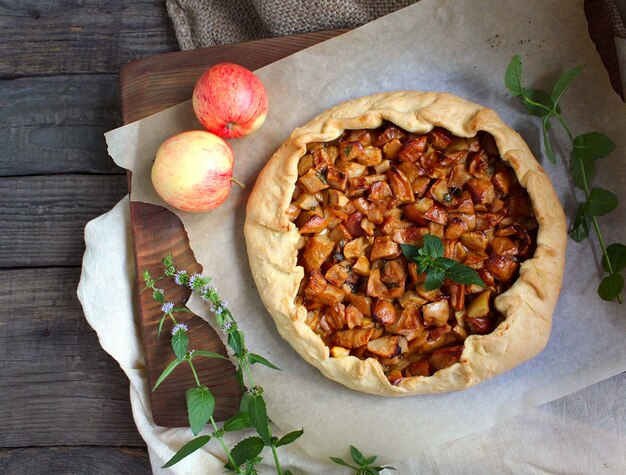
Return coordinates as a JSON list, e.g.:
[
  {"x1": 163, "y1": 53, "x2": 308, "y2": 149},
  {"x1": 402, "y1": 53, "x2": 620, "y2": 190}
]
[
  {"x1": 151, "y1": 130, "x2": 235, "y2": 212},
  {"x1": 192, "y1": 63, "x2": 268, "y2": 139}
]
